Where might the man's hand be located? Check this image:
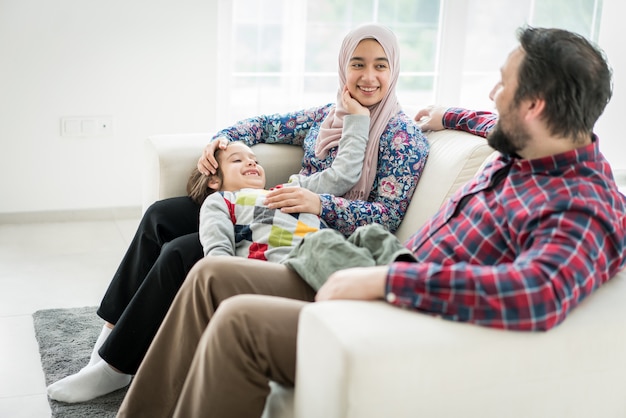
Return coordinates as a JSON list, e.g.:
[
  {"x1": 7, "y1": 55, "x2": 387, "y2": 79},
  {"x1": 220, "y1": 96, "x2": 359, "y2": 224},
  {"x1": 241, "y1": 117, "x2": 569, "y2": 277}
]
[
  {"x1": 315, "y1": 266, "x2": 388, "y2": 301},
  {"x1": 264, "y1": 186, "x2": 322, "y2": 215},
  {"x1": 198, "y1": 137, "x2": 229, "y2": 175},
  {"x1": 414, "y1": 105, "x2": 447, "y2": 132}
]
